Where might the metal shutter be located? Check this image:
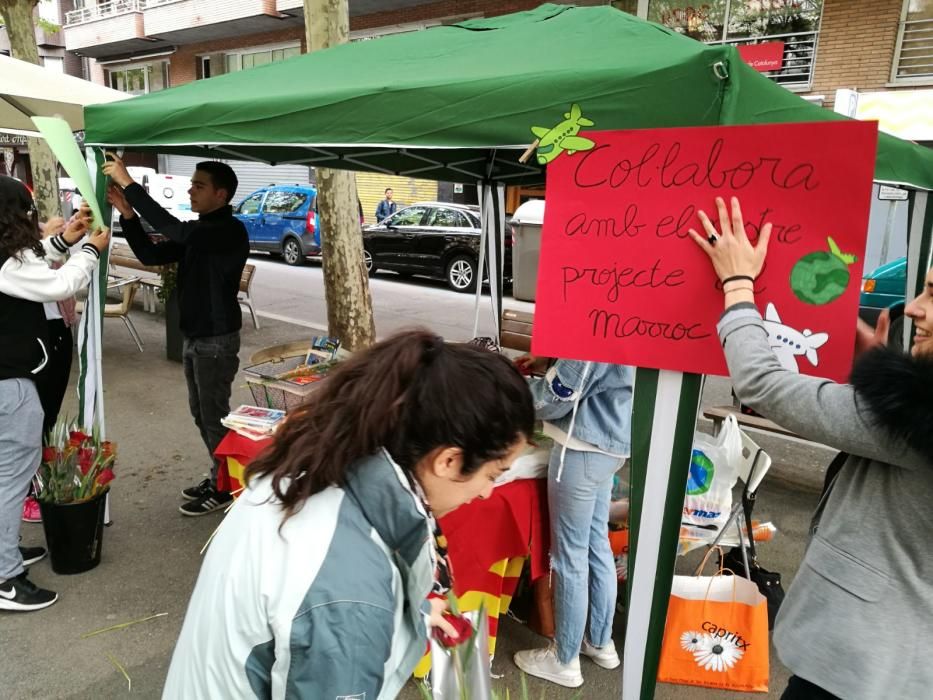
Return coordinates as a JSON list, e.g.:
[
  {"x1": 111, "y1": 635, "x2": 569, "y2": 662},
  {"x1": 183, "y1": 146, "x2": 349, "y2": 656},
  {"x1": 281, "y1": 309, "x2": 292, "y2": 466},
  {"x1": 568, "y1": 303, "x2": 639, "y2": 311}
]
[
  {"x1": 356, "y1": 172, "x2": 438, "y2": 226},
  {"x1": 162, "y1": 155, "x2": 313, "y2": 205}
]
